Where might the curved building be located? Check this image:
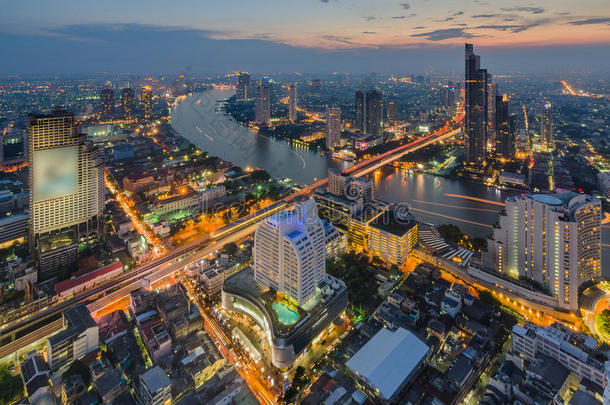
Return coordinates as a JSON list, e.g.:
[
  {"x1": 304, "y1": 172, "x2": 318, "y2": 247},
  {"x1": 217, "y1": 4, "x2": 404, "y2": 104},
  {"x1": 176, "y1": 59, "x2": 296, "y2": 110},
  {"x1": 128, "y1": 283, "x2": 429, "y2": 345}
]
[
  {"x1": 222, "y1": 268, "x2": 347, "y2": 369},
  {"x1": 485, "y1": 192, "x2": 601, "y2": 311}
]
